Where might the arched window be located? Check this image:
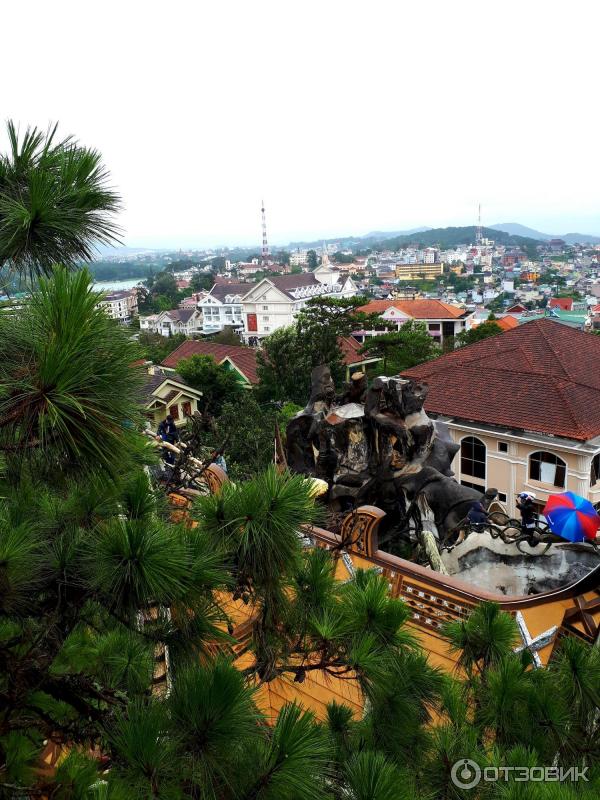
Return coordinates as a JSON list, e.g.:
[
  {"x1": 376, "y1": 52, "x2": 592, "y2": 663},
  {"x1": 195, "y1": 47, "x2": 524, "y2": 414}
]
[
  {"x1": 460, "y1": 436, "x2": 486, "y2": 480},
  {"x1": 591, "y1": 453, "x2": 600, "y2": 487},
  {"x1": 529, "y1": 451, "x2": 566, "y2": 488}
]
